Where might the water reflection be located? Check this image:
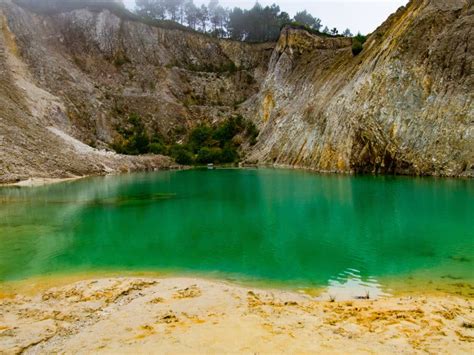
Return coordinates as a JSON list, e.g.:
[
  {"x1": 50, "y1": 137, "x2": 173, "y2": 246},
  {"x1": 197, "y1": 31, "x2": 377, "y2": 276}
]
[
  {"x1": 0, "y1": 169, "x2": 472, "y2": 295},
  {"x1": 320, "y1": 268, "x2": 390, "y2": 301}
]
